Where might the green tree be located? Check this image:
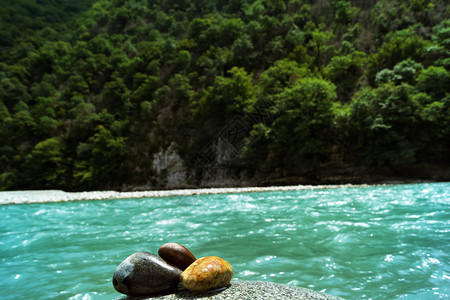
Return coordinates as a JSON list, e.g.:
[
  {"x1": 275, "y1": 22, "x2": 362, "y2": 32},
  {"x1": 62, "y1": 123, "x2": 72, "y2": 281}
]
[
  {"x1": 248, "y1": 78, "x2": 337, "y2": 173},
  {"x1": 416, "y1": 66, "x2": 450, "y2": 100},
  {"x1": 305, "y1": 22, "x2": 335, "y2": 69},
  {"x1": 367, "y1": 28, "x2": 431, "y2": 84},
  {"x1": 334, "y1": 1, "x2": 360, "y2": 24},
  {"x1": 194, "y1": 67, "x2": 255, "y2": 124},
  {"x1": 324, "y1": 51, "x2": 365, "y2": 101},
  {"x1": 432, "y1": 19, "x2": 450, "y2": 51},
  {"x1": 25, "y1": 137, "x2": 66, "y2": 188},
  {"x1": 74, "y1": 125, "x2": 127, "y2": 189},
  {"x1": 375, "y1": 59, "x2": 424, "y2": 86},
  {"x1": 347, "y1": 84, "x2": 420, "y2": 167},
  {"x1": 258, "y1": 59, "x2": 310, "y2": 95}
]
